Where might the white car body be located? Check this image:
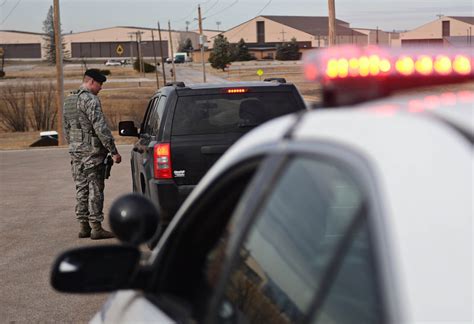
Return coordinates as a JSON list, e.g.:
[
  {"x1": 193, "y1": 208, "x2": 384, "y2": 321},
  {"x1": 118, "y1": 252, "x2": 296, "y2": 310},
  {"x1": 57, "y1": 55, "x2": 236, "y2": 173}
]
[{"x1": 93, "y1": 87, "x2": 473, "y2": 323}]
